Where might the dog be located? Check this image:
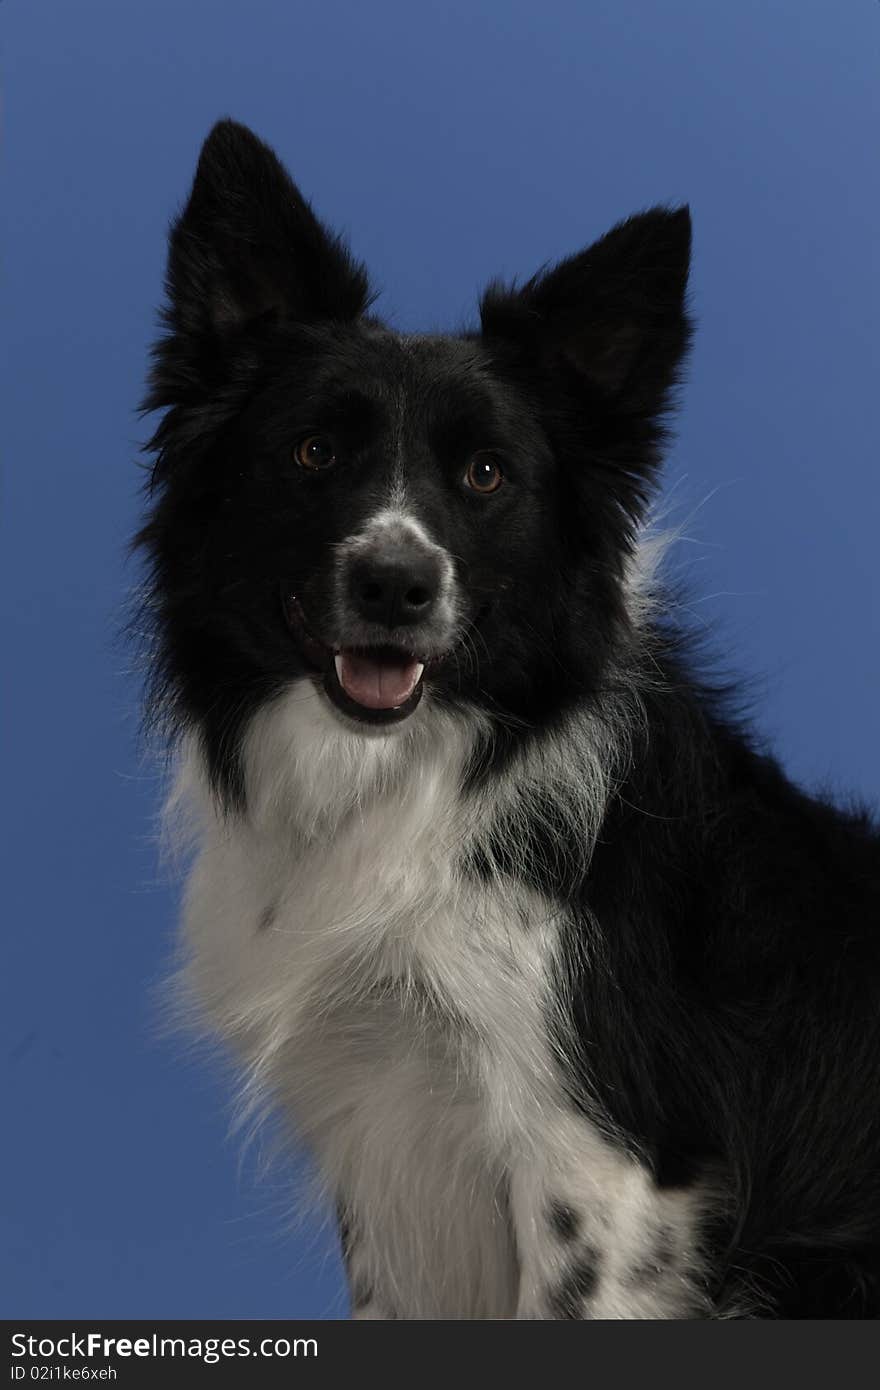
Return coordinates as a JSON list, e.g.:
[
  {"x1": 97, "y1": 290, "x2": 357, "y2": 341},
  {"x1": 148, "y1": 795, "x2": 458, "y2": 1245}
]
[{"x1": 137, "y1": 119, "x2": 880, "y2": 1318}]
